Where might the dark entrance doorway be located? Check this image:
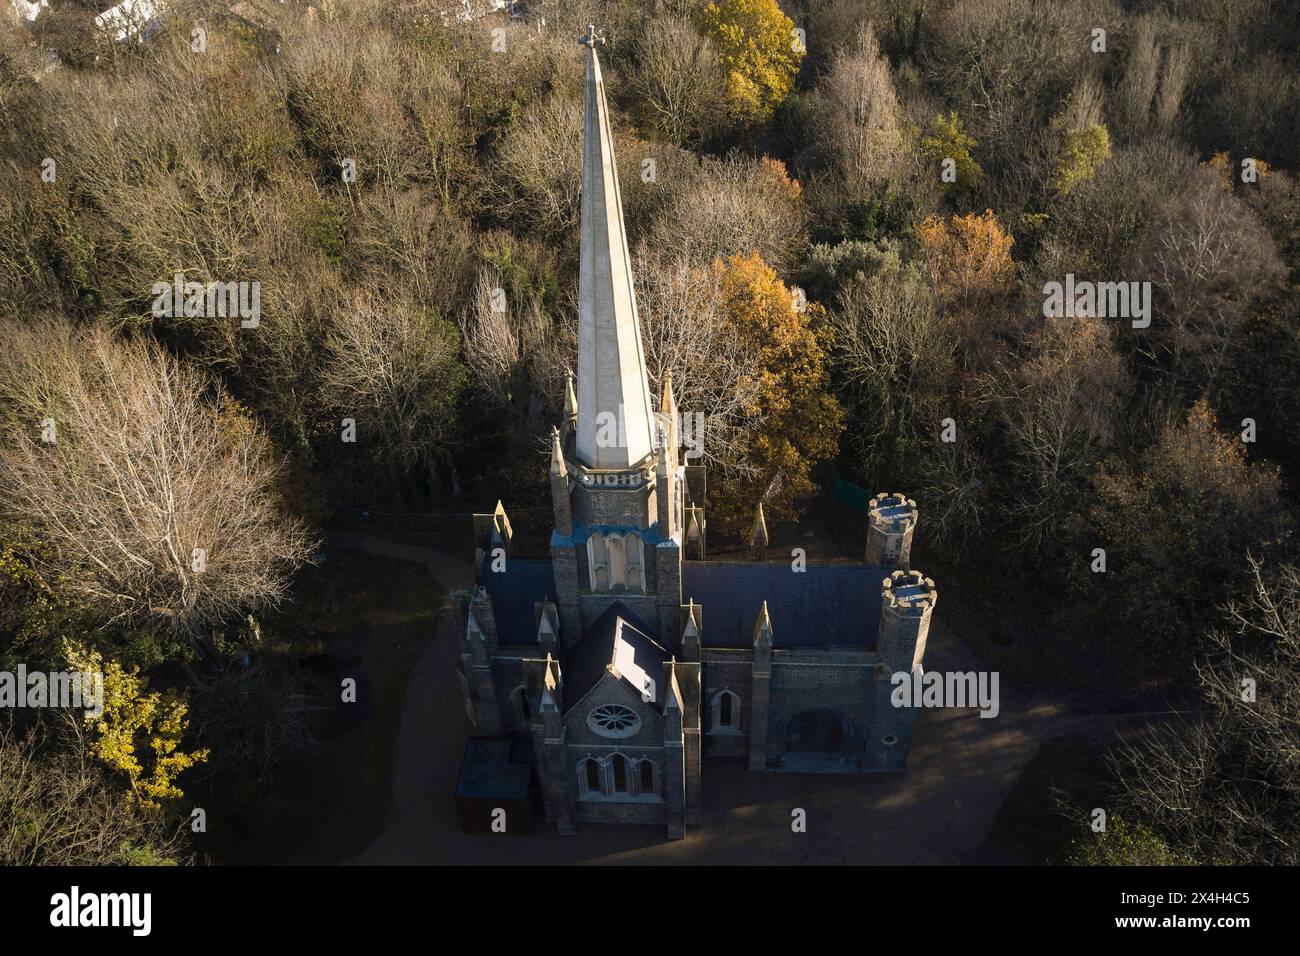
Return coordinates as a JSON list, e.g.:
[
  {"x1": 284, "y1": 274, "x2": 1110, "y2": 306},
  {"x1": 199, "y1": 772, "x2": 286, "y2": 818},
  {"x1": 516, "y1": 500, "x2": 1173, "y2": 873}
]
[{"x1": 783, "y1": 710, "x2": 847, "y2": 754}]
